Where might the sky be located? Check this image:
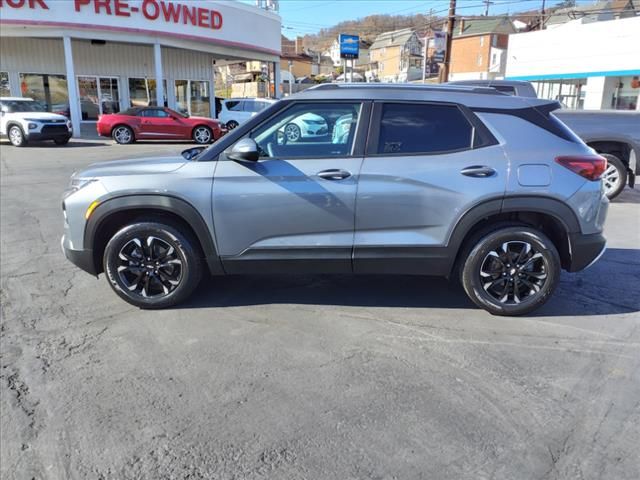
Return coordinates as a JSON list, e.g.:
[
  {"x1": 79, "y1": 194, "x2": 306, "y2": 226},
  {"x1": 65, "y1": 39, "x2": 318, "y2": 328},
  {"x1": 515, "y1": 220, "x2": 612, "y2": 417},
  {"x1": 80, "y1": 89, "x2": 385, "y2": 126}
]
[{"x1": 236, "y1": 0, "x2": 597, "y2": 38}]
